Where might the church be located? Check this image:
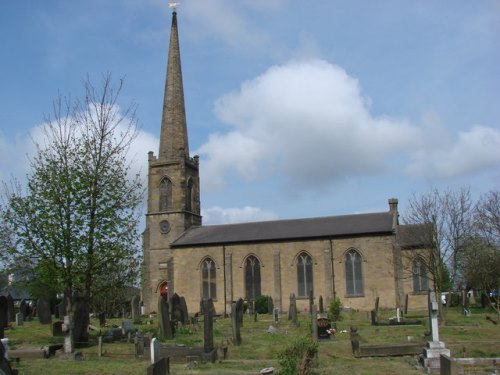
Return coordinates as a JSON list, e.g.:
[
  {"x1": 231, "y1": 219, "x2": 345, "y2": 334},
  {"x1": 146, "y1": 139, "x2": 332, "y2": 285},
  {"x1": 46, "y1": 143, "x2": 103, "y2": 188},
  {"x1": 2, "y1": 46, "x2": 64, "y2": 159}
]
[{"x1": 141, "y1": 10, "x2": 430, "y2": 316}]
